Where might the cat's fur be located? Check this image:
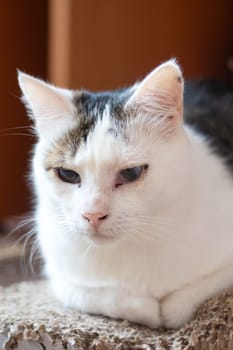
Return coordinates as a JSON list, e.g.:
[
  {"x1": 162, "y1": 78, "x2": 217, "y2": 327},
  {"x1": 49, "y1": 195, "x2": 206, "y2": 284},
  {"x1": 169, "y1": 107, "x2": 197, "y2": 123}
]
[{"x1": 18, "y1": 60, "x2": 233, "y2": 329}]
